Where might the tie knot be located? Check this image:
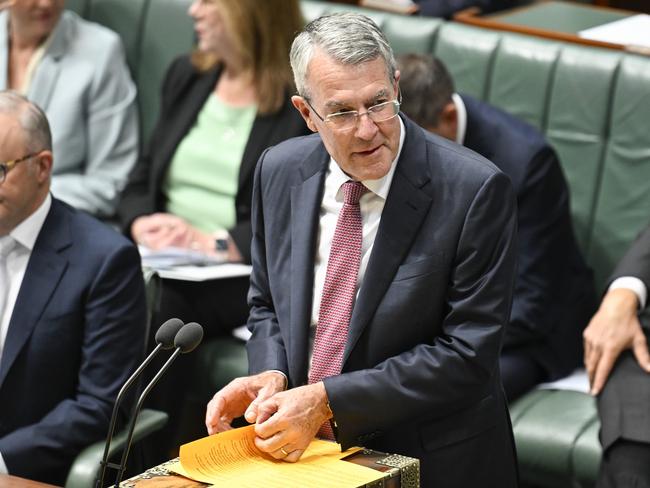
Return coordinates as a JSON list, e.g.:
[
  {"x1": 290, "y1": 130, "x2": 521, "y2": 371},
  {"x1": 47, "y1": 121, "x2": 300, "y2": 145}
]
[
  {"x1": 0, "y1": 236, "x2": 16, "y2": 258},
  {"x1": 341, "y1": 181, "x2": 367, "y2": 205}
]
